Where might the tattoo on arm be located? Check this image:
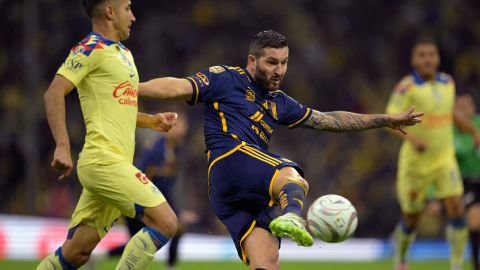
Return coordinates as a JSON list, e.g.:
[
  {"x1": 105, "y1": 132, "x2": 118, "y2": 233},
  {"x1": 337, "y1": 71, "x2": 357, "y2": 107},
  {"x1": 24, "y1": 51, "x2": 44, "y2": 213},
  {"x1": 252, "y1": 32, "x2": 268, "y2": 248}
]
[{"x1": 301, "y1": 110, "x2": 390, "y2": 132}]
